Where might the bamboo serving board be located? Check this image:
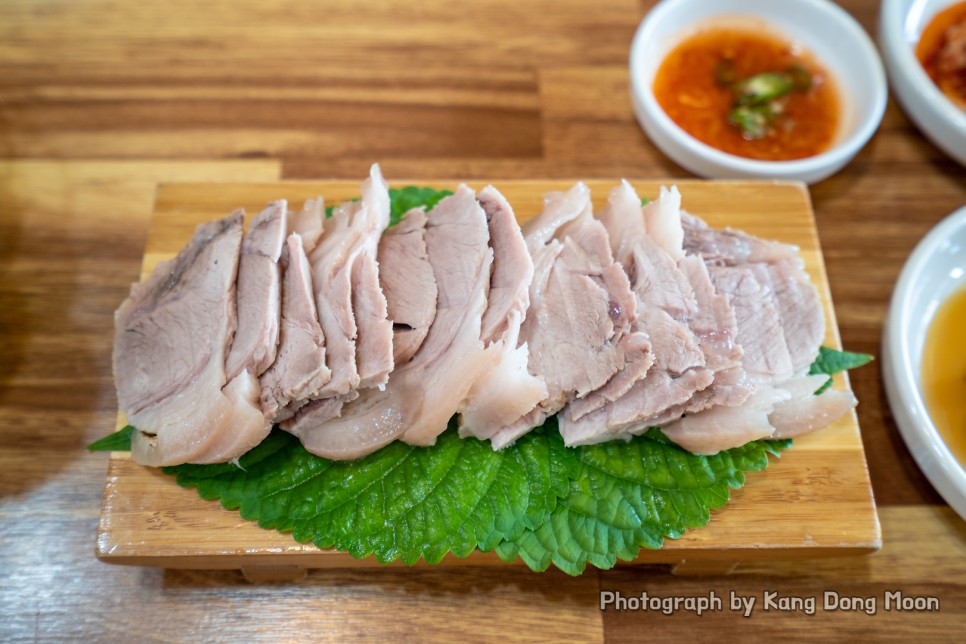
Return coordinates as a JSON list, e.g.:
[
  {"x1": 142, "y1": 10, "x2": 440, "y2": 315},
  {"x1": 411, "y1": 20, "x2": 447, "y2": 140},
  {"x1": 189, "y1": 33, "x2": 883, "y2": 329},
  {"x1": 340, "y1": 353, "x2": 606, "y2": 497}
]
[{"x1": 96, "y1": 179, "x2": 880, "y2": 581}]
